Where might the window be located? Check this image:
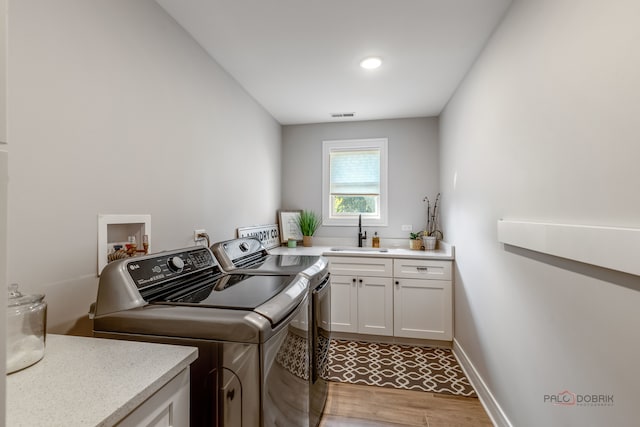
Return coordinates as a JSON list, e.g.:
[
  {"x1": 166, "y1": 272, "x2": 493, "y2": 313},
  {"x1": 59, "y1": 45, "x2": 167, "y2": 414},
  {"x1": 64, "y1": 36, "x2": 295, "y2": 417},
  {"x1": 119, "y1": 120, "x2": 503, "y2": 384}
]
[{"x1": 322, "y1": 138, "x2": 388, "y2": 226}]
